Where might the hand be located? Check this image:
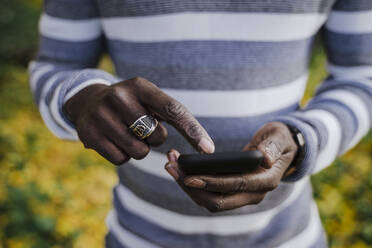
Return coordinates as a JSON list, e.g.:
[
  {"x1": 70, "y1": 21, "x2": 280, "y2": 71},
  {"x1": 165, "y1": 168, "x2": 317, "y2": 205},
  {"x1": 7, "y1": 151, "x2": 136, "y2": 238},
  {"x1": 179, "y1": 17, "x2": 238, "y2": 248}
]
[
  {"x1": 63, "y1": 77, "x2": 214, "y2": 165},
  {"x1": 165, "y1": 122, "x2": 298, "y2": 212}
]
